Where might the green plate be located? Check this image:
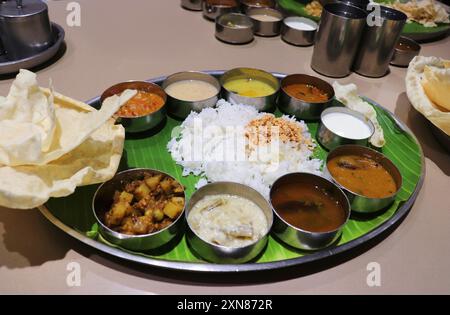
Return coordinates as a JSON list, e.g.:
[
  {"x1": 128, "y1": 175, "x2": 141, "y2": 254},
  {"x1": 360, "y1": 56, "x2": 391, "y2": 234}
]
[
  {"x1": 39, "y1": 71, "x2": 424, "y2": 272},
  {"x1": 278, "y1": 0, "x2": 450, "y2": 42}
]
